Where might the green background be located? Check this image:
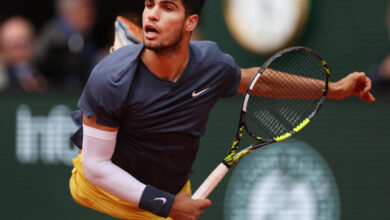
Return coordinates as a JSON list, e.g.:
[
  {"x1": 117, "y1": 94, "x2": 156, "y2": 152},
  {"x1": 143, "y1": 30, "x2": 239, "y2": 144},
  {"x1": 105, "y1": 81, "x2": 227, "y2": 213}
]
[{"x1": 1, "y1": 0, "x2": 390, "y2": 219}]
